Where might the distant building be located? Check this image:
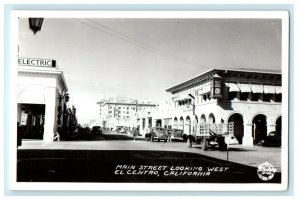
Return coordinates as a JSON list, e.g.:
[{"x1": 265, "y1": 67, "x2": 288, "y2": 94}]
[
  {"x1": 97, "y1": 99, "x2": 157, "y2": 131},
  {"x1": 147, "y1": 68, "x2": 282, "y2": 146}
]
